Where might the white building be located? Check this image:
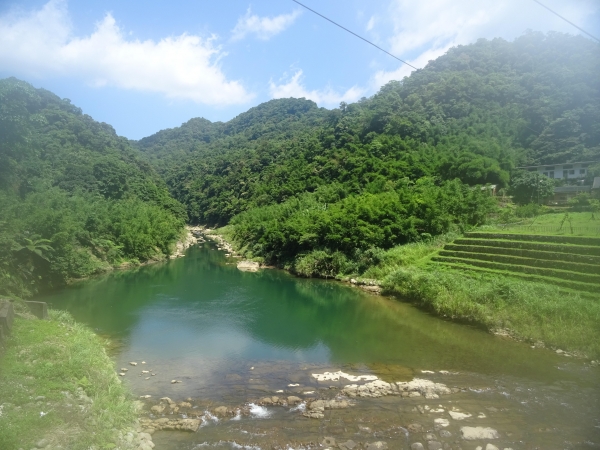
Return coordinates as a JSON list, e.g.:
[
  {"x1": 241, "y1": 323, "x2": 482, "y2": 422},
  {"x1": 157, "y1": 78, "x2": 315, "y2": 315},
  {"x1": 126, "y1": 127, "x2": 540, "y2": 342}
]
[{"x1": 519, "y1": 161, "x2": 594, "y2": 180}]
